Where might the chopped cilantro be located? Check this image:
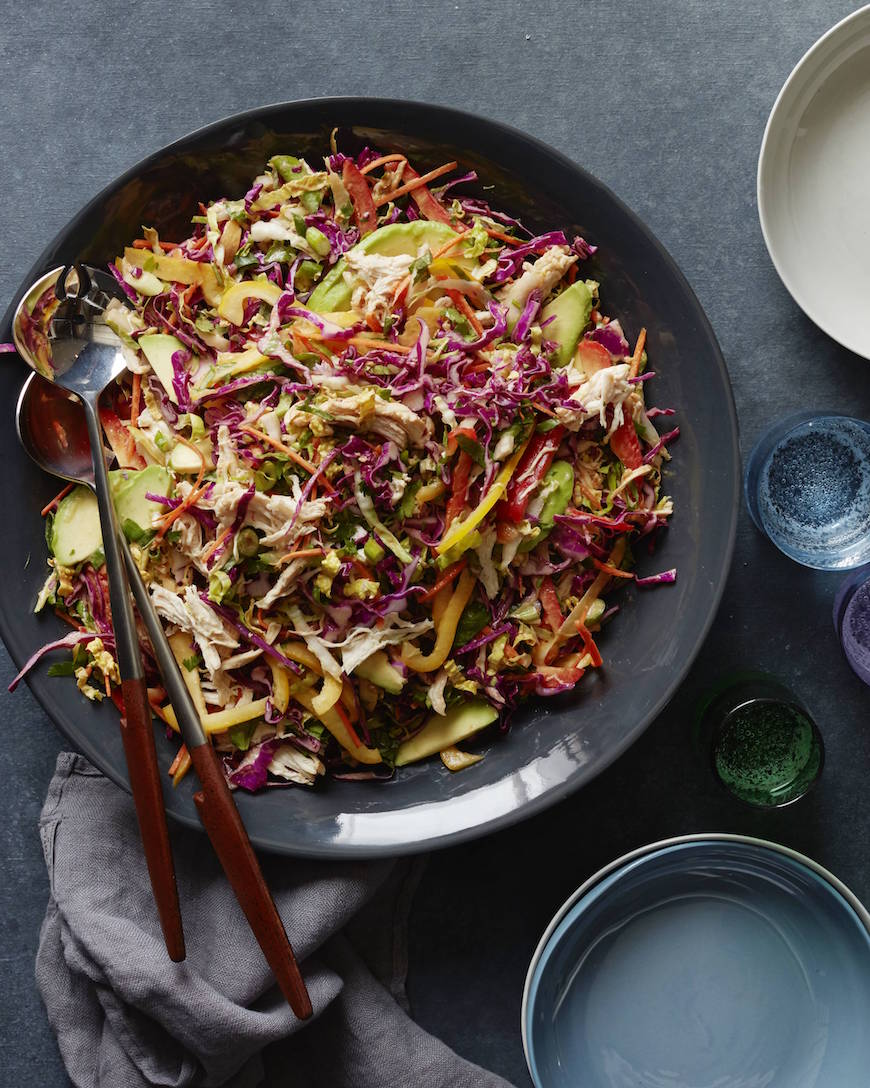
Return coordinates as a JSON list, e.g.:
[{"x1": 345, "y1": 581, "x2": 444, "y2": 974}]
[
  {"x1": 228, "y1": 722, "x2": 257, "y2": 751},
  {"x1": 409, "y1": 249, "x2": 432, "y2": 283},
  {"x1": 47, "y1": 660, "x2": 76, "y2": 678},
  {"x1": 455, "y1": 433, "x2": 485, "y2": 467}
]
